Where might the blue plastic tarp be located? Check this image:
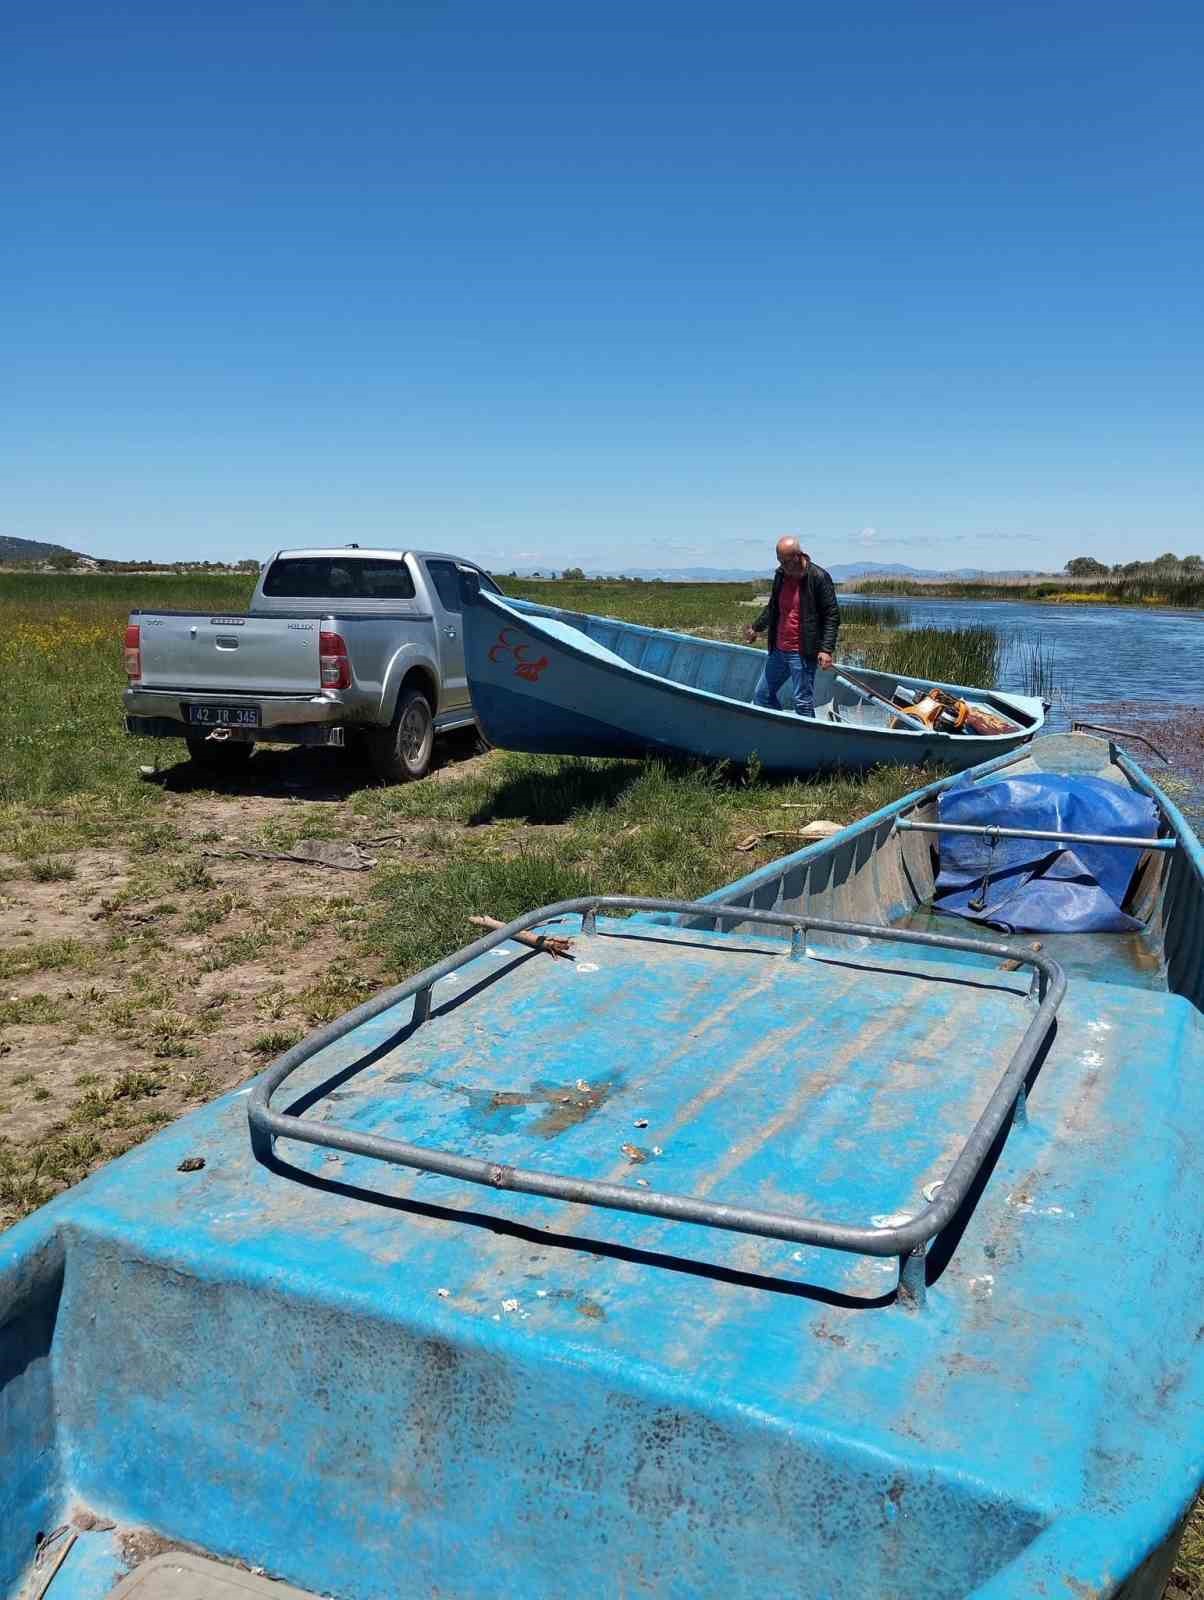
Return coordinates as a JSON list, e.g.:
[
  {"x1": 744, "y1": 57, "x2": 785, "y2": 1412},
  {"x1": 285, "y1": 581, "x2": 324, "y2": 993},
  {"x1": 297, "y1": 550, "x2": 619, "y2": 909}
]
[{"x1": 932, "y1": 772, "x2": 1160, "y2": 933}]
